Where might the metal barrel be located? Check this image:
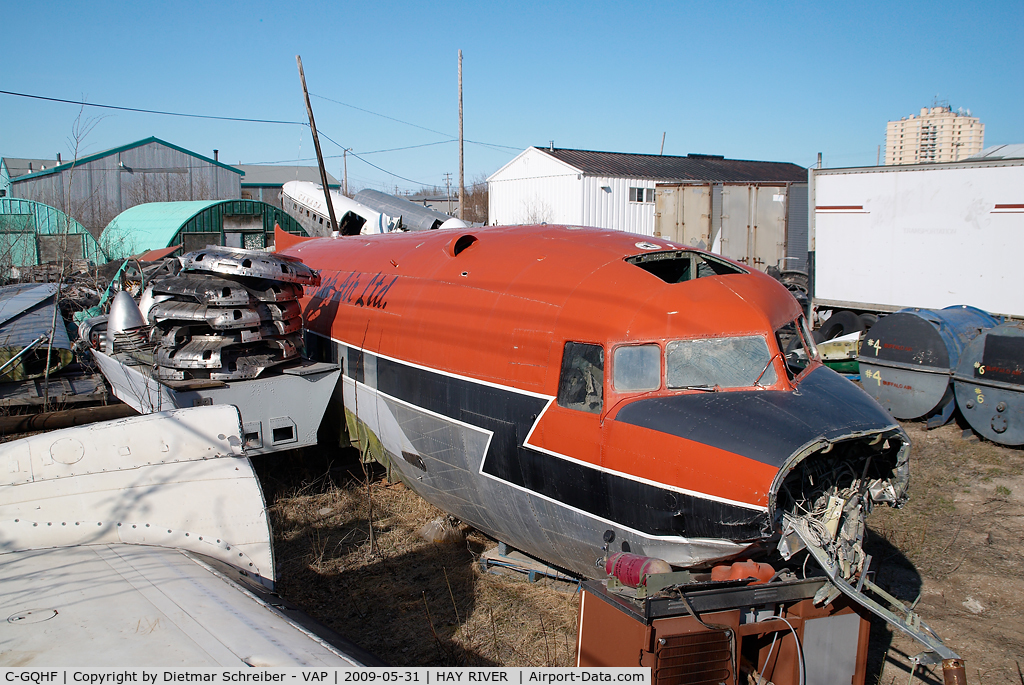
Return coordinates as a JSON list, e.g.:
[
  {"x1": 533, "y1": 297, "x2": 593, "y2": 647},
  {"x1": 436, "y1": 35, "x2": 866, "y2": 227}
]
[
  {"x1": 954, "y1": 321, "x2": 1024, "y2": 445},
  {"x1": 858, "y1": 305, "x2": 999, "y2": 419}
]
